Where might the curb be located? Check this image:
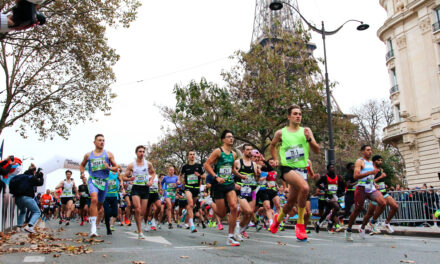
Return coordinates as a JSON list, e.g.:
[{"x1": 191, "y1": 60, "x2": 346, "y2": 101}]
[{"x1": 284, "y1": 223, "x2": 440, "y2": 238}]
